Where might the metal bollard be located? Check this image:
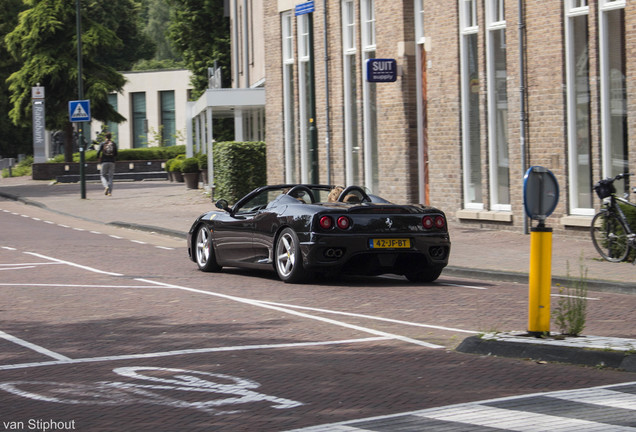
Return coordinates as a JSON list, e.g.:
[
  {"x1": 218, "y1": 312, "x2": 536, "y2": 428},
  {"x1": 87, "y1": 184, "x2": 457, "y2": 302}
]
[{"x1": 528, "y1": 225, "x2": 553, "y2": 335}]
